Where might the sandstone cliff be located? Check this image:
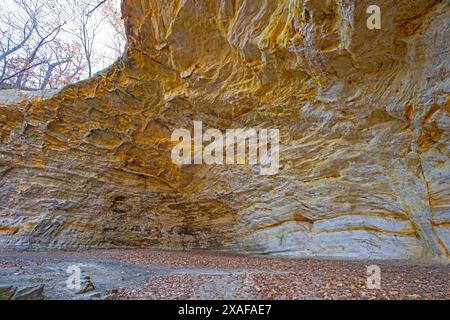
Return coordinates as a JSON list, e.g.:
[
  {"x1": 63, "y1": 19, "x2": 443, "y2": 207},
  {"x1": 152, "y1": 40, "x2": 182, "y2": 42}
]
[{"x1": 0, "y1": 0, "x2": 448, "y2": 259}]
